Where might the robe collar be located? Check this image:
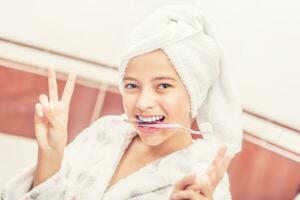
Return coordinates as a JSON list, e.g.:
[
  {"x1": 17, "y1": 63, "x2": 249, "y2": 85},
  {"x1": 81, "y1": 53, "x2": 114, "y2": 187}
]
[{"x1": 103, "y1": 124, "x2": 213, "y2": 199}]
